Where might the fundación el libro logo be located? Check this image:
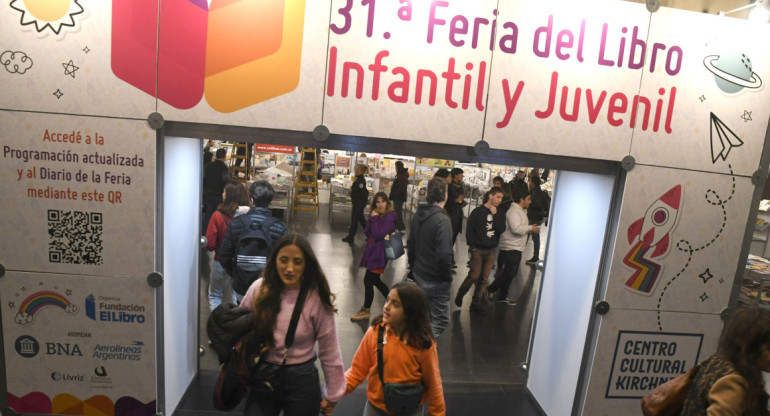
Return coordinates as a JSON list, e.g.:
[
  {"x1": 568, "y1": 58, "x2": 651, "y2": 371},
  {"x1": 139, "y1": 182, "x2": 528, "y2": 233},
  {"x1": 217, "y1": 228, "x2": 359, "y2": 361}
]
[{"x1": 85, "y1": 294, "x2": 146, "y2": 324}]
